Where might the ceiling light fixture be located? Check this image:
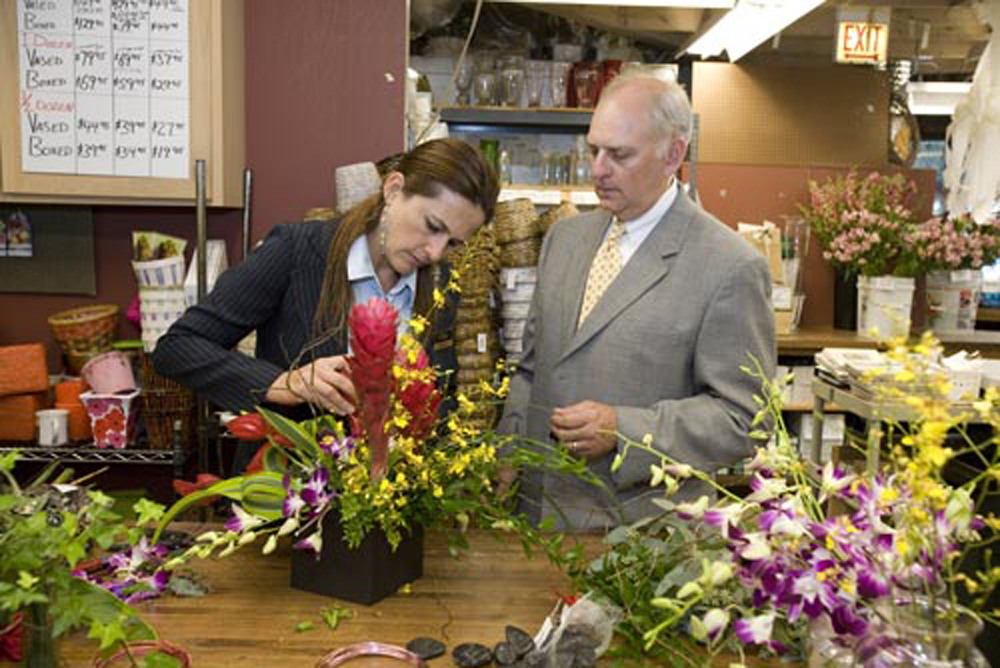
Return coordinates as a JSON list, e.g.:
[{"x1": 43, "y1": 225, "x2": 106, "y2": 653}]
[
  {"x1": 683, "y1": 0, "x2": 825, "y2": 62},
  {"x1": 486, "y1": 0, "x2": 737, "y2": 9}
]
